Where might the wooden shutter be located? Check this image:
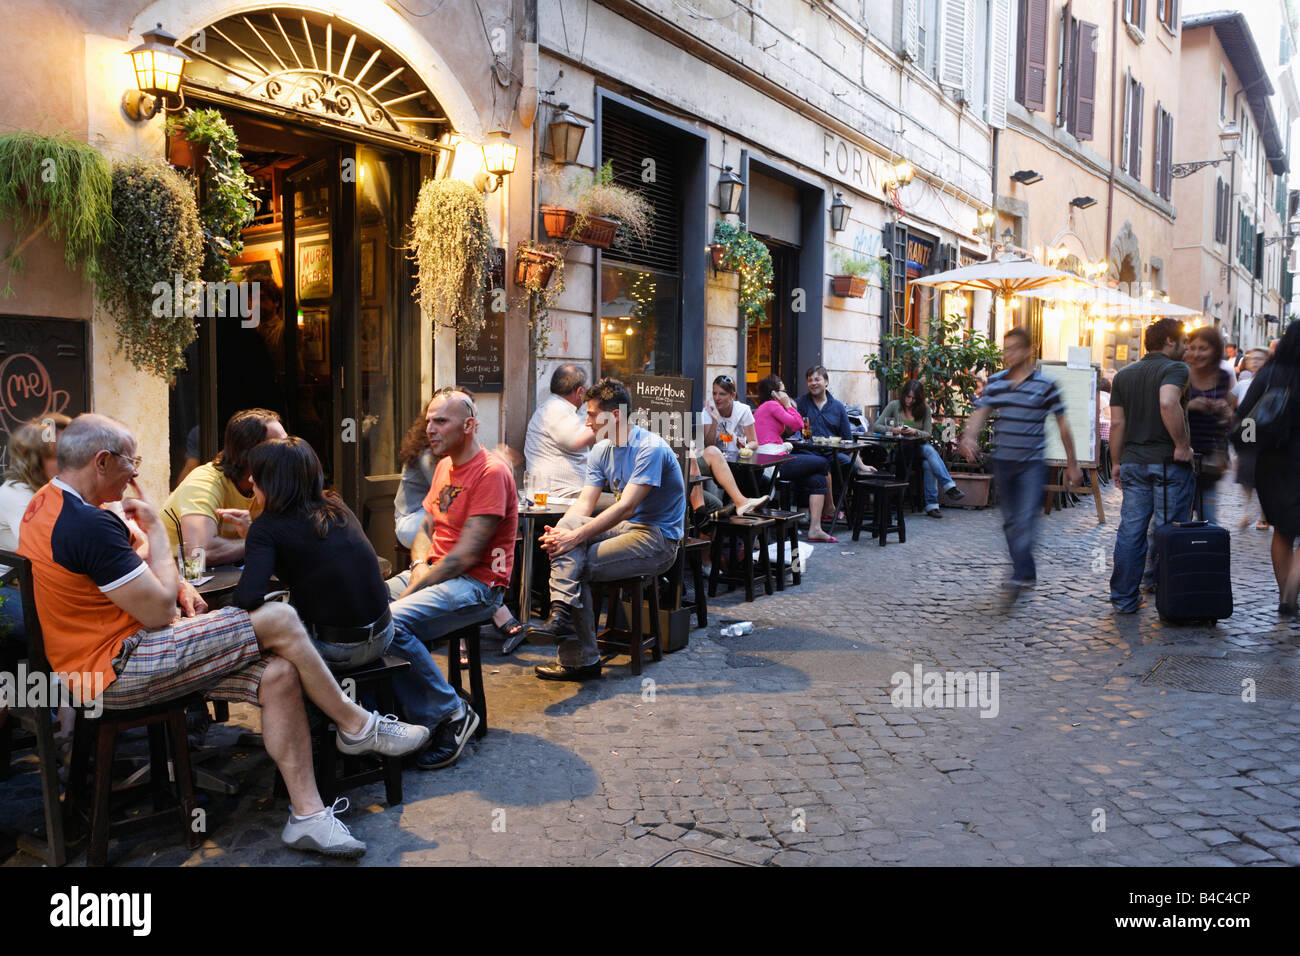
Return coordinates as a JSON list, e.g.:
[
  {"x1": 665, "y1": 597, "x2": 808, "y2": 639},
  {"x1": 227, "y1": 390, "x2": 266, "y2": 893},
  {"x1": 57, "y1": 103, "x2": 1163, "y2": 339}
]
[
  {"x1": 1152, "y1": 103, "x2": 1165, "y2": 196},
  {"x1": 1120, "y1": 75, "x2": 1132, "y2": 174},
  {"x1": 1018, "y1": 0, "x2": 1048, "y2": 111},
  {"x1": 1074, "y1": 21, "x2": 1097, "y2": 140},
  {"x1": 939, "y1": 0, "x2": 970, "y2": 93},
  {"x1": 988, "y1": 0, "x2": 1010, "y2": 128},
  {"x1": 1161, "y1": 110, "x2": 1173, "y2": 199},
  {"x1": 601, "y1": 110, "x2": 679, "y2": 273},
  {"x1": 1129, "y1": 82, "x2": 1144, "y2": 179},
  {"x1": 1057, "y1": 4, "x2": 1074, "y2": 129},
  {"x1": 1137, "y1": 0, "x2": 1147, "y2": 33},
  {"x1": 901, "y1": 0, "x2": 921, "y2": 61}
]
